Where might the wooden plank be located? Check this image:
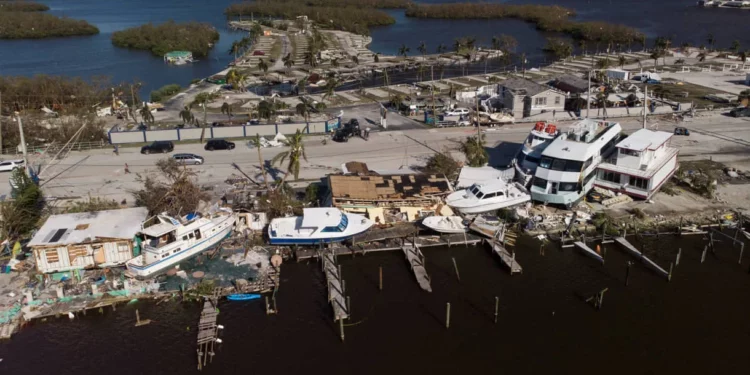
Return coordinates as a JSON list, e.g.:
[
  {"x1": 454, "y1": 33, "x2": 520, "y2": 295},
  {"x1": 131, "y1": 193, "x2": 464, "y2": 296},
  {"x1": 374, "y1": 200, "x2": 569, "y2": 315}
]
[
  {"x1": 574, "y1": 241, "x2": 605, "y2": 264},
  {"x1": 402, "y1": 244, "x2": 432, "y2": 292},
  {"x1": 322, "y1": 251, "x2": 349, "y2": 321},
  {"x1": 491, "y1": 241, "x2": 522, "y2": 274}
]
